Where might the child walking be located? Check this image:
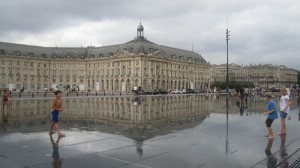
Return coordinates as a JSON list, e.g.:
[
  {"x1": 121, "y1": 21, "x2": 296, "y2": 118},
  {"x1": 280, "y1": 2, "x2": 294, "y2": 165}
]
[
  {"x1": 263, "y1": 92, "x2": 278, "y2": 139},
  {"x1": 277, "y1": 88, "x2": 290, "y2": 135},
  {"x1": 49, "y1": 90, "x2": 65, "y2": 136}
]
